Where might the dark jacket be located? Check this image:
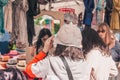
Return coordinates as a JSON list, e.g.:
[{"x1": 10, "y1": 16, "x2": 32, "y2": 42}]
[
  {"x1": 105, "y1": 0, "x2": 113, "y2": 13},
  {"x1": 111, "y1": 41, "x2": 120, "y2": 62},
  {"x1": 27, "y1": 0, "x2": 39, "y2": 46}
]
